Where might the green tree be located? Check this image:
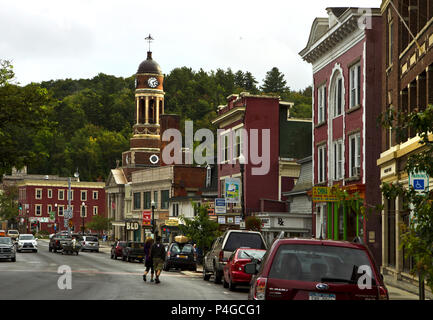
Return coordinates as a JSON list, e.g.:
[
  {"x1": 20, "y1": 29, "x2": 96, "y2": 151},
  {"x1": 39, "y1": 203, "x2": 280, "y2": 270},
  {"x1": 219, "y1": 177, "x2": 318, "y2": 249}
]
[
  {"x1": 85, "y1": 215, "x2": 113, "y2": 235},
  {"x1": 245, "y1": 216, "x2": 262, "y2": 232},
  {"x1": 0, "y1": 185, "x2": 19, "y2": 227},
  {"x1": 261, "y1": 67, "x2": 288, "y2": 95},
  {"x1": 178, "y1": 203, "x2": 221, "y2": 254},
  {"x1": 381, "y1": 104, "x2": 433, "y2": 293}
]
